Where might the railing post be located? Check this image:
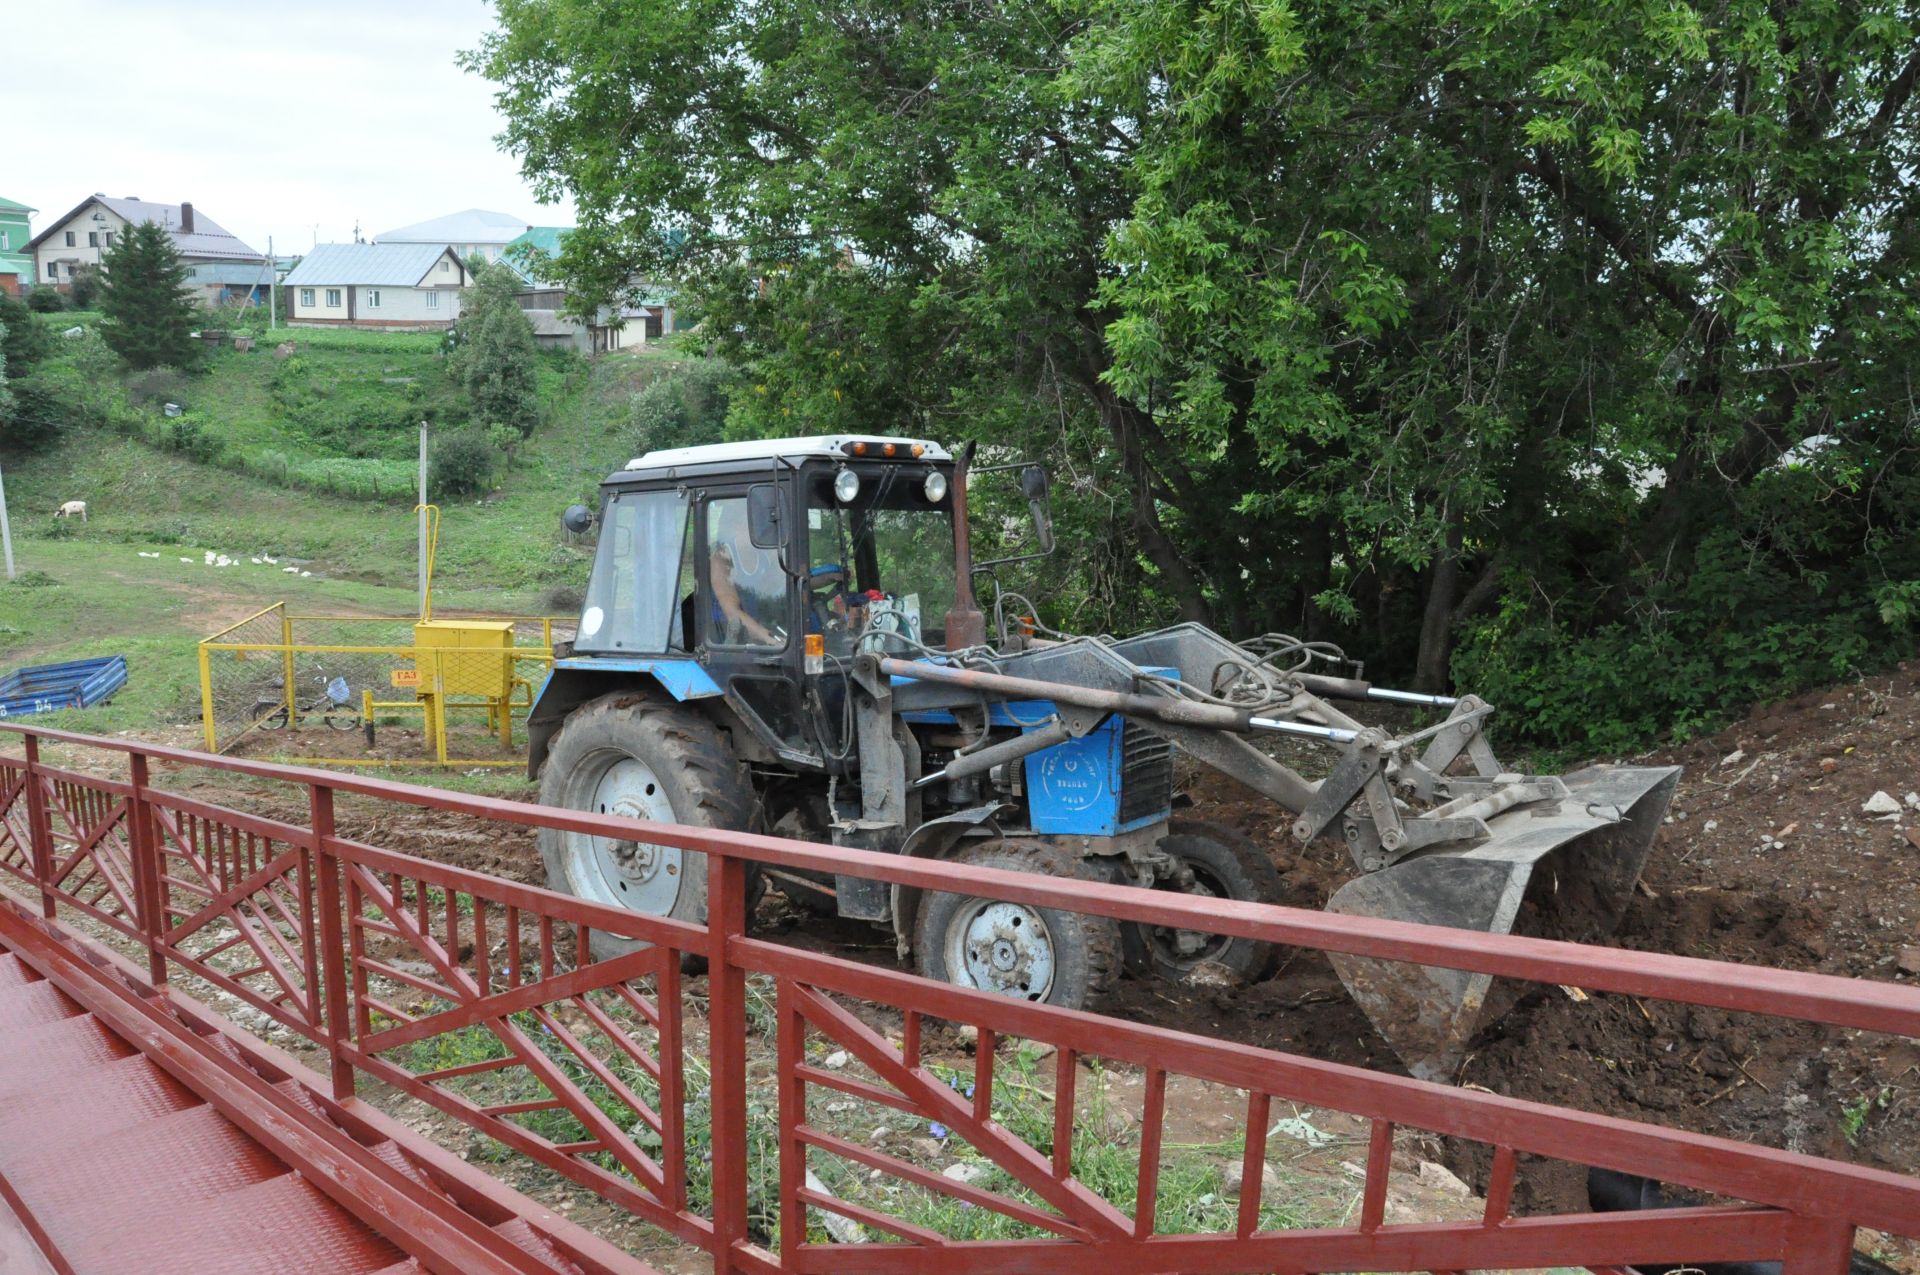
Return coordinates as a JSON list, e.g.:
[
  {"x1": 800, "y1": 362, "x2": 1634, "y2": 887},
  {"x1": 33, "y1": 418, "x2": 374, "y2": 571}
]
[
  {"x1": 706, "y1": 850, "x2": 751, "y2": 1273},
  {"x1": 23, "y1": 735, "x2": 54, "y2": 919},
  {"x1": 311, "y1": 783, "x2": 356, "y2": 1100},
  {"x1": 1782, "y1": 1214, "x2": 1856, "y2": 1275},
  {"x1": 127, "y1": 751, "x2": 167, "y2": 984}
]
